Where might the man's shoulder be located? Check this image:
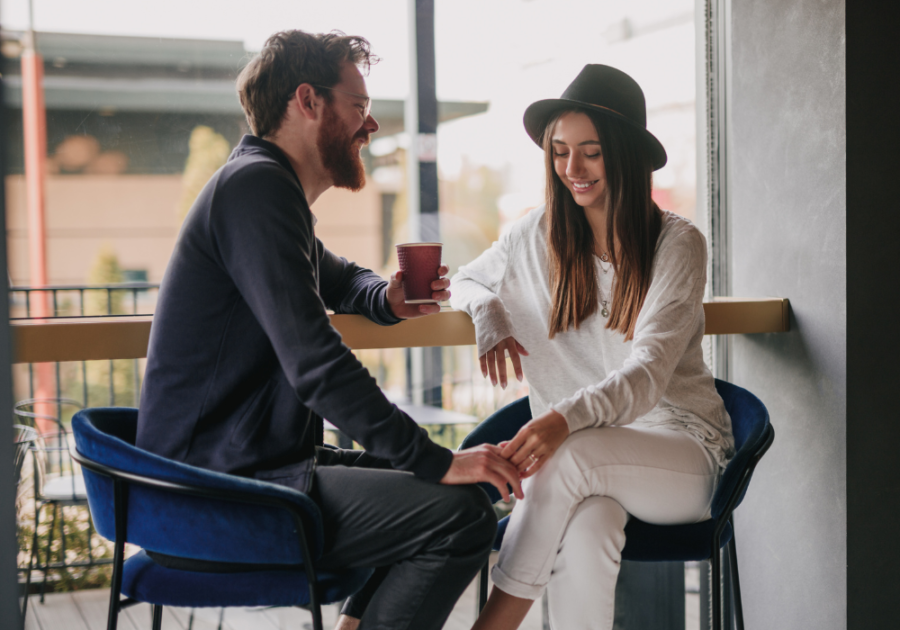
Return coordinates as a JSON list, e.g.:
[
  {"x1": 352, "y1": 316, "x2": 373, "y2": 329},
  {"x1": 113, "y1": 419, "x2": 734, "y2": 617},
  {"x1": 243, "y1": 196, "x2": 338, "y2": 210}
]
[
  {"x1": 207, "y1": 141, "x2": 308, "y2": 224},
  {"x1": 219, "y1": 144, "x2": 298, "y2": 191}
]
